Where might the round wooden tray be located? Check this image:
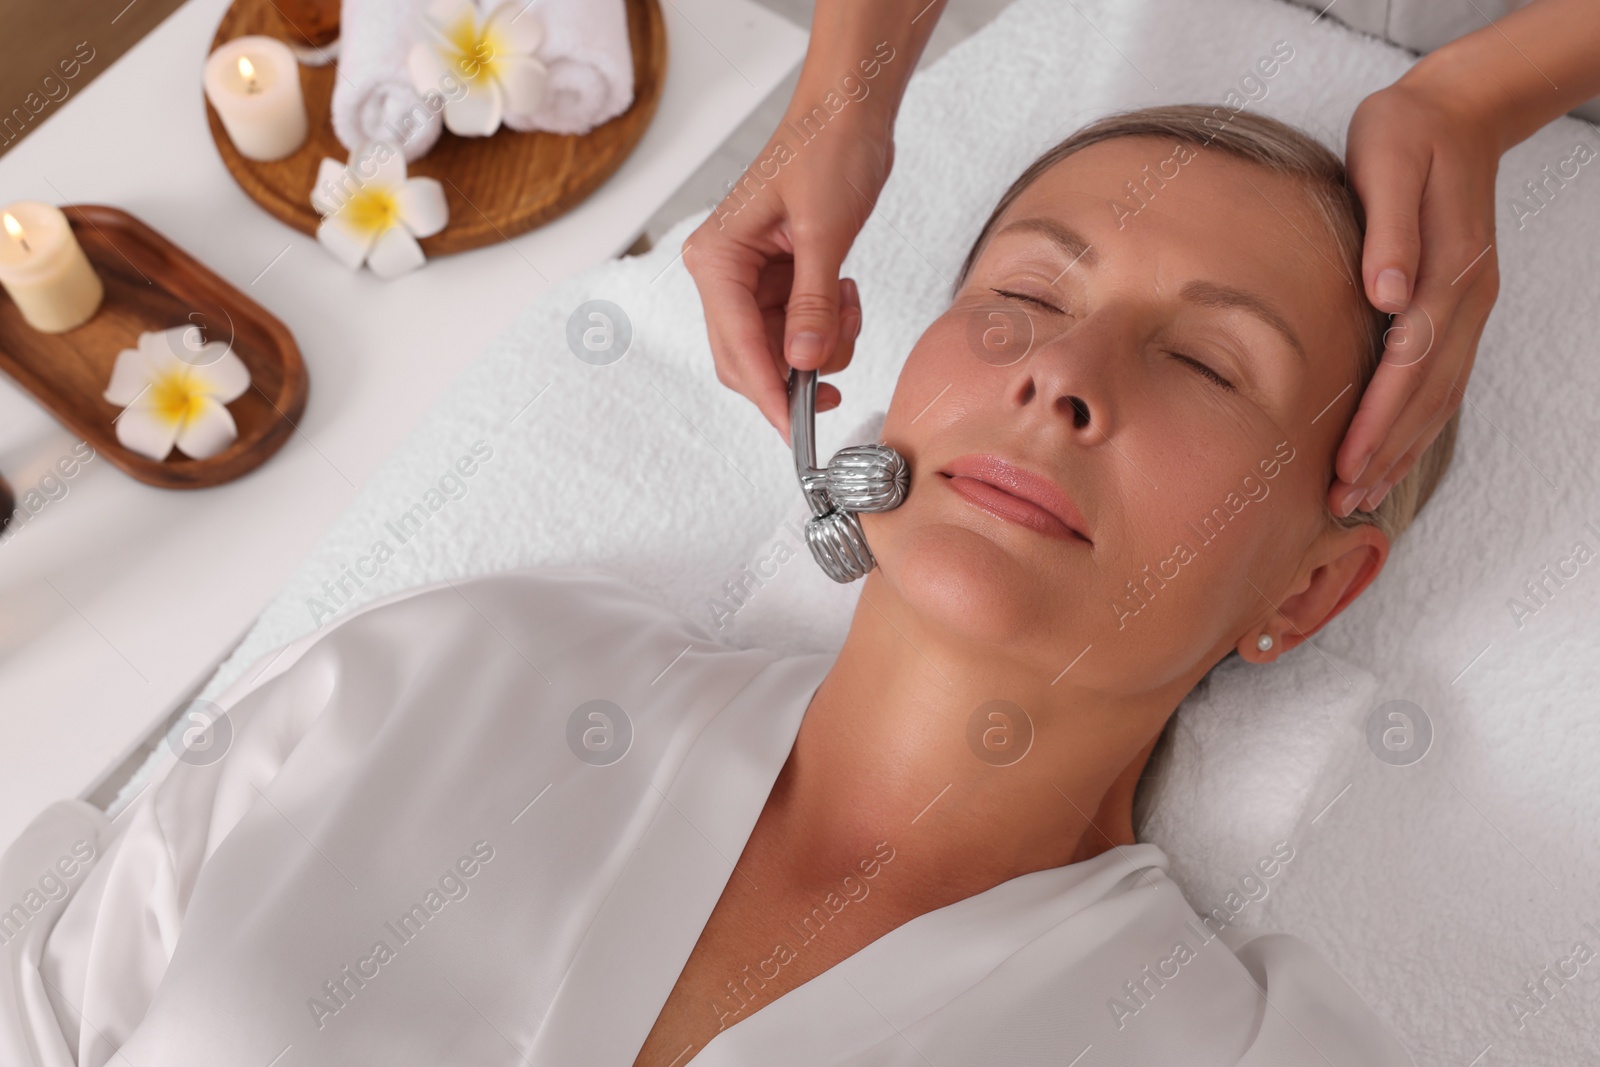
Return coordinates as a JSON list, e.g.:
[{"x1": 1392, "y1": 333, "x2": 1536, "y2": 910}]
[{"x1": 205, "y1": 0, "x2": 666, "y2": 255}]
